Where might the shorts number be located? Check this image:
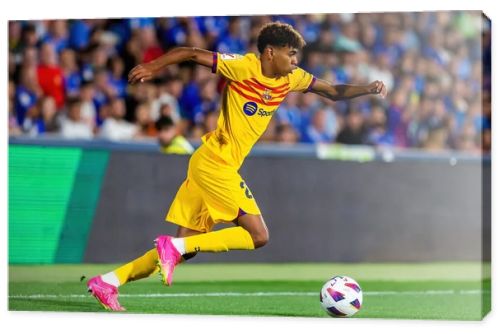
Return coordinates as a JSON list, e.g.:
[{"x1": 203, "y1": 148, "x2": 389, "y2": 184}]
[{"x1": 239, "y1": 181, "x2": 254, "y2": 199}]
